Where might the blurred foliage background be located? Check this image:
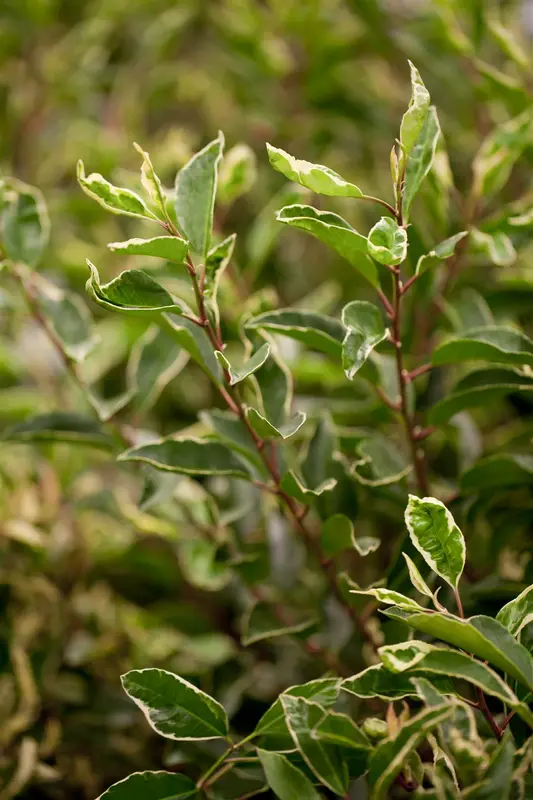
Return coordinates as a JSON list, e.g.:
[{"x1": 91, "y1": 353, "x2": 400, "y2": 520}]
[{"x1": 2, "y1": 1, "x2": 533, "y2": 797}]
